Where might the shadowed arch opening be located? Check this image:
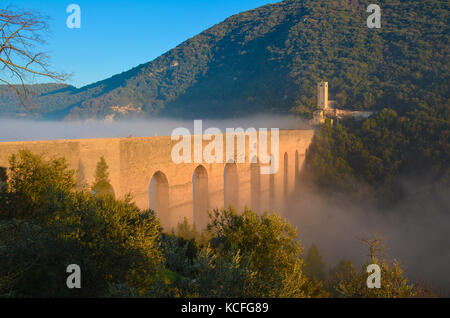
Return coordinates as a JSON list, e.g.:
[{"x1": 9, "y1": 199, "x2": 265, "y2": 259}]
[
  {"x1": 269, "y1": 173, "x2": 275, "y2": 210},
  {"x1": 149, "y1": 171, "x2": 170, "y2": 229},
  {"x1": 284, "y1": 152, "x2": 288, "y2": 197},
  {"x1": 295, "y1": 150, "x2": 300, "y2": 189},
  {"x1": 224, "y1": 162, "x2": 238, "y2": 209},
  {"x1": 193, "y1": 165, "x2": 209, "y2": 229},
  {"x1": 268, "y1": 154, "x2": 275, "y2": 210},
  {"x1": 251, "y1": 157, "x2": 260, "y2": 212}
]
